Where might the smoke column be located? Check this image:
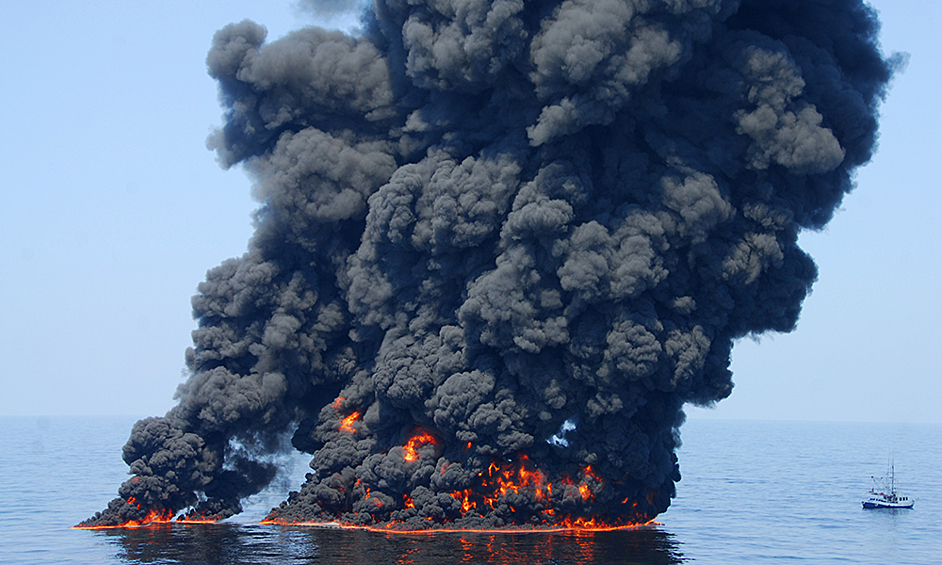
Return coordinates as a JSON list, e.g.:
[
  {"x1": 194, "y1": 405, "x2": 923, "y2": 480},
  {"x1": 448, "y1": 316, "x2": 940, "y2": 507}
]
[{"x1": 79, "y1": 0, "x2": 898, "y2": 529}]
